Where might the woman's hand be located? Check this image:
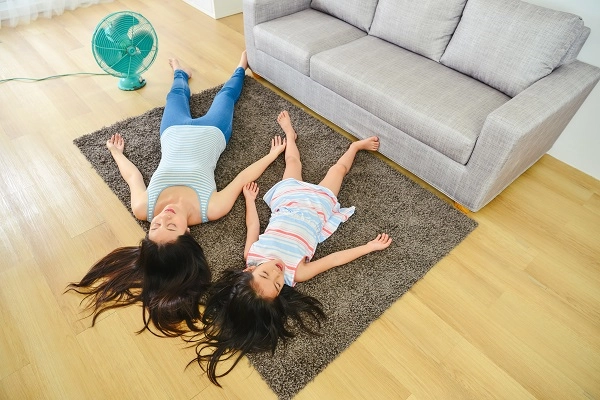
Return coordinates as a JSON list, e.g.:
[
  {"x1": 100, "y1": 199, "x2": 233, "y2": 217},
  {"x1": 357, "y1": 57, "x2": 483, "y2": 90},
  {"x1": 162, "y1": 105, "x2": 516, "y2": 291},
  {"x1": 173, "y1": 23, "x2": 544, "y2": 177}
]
[
  {"x1": 106, "y1": 133, "x2": 125, "y2": 153},
  {"x1": 269, "y1": 135, "x2": 286, "y2": 156},
  {"x1": 243, "y1": 181, "x2": 259, "y2": 202},
  {"x1": 366, "y1": 233, "x2": 392, "y2": 251}
]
